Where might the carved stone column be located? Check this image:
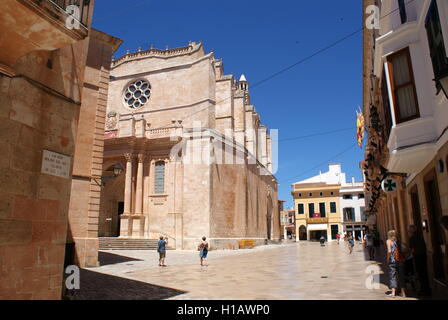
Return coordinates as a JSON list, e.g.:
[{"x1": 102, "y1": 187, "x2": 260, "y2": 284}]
[
  {"x1": 131, "y1": 153, "x2": 146, "y2": 238},
  {"x1": 123, "y1": 153, "x2": 134, "y2": 215},
  {"x1": 120, "y1": 153, "x2": 134, "y2": 238},
  {"x1": 135, "y1": 153, "x2": 145, "y2": 215}
]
